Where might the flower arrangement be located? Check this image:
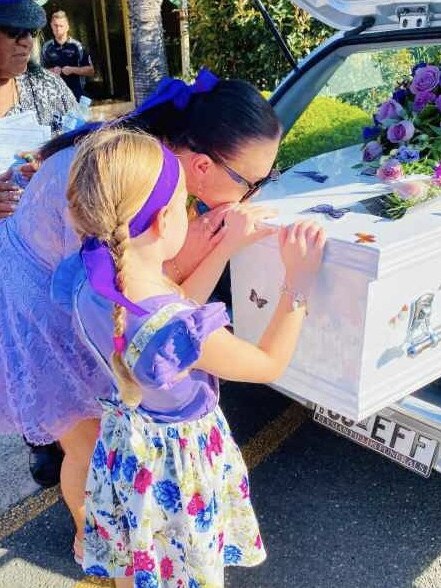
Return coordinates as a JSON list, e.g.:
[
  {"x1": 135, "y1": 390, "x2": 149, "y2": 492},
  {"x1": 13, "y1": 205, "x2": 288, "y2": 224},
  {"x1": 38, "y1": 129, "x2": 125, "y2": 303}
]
[{"x1": 359, "y1": 63, "x2": 441, "y2": 219}]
